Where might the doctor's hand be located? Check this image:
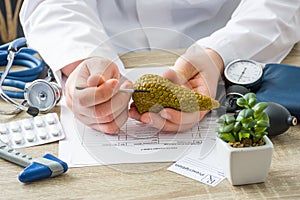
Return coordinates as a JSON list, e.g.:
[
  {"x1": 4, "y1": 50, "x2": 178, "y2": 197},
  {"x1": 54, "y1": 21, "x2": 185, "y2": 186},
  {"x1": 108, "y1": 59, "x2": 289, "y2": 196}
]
[
  {"x1": 129, "y1": 48, "x2": 223, "y2": 132},
  {"x1": 63, "y1": 57, "x2": 132, "y2": 134}
]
